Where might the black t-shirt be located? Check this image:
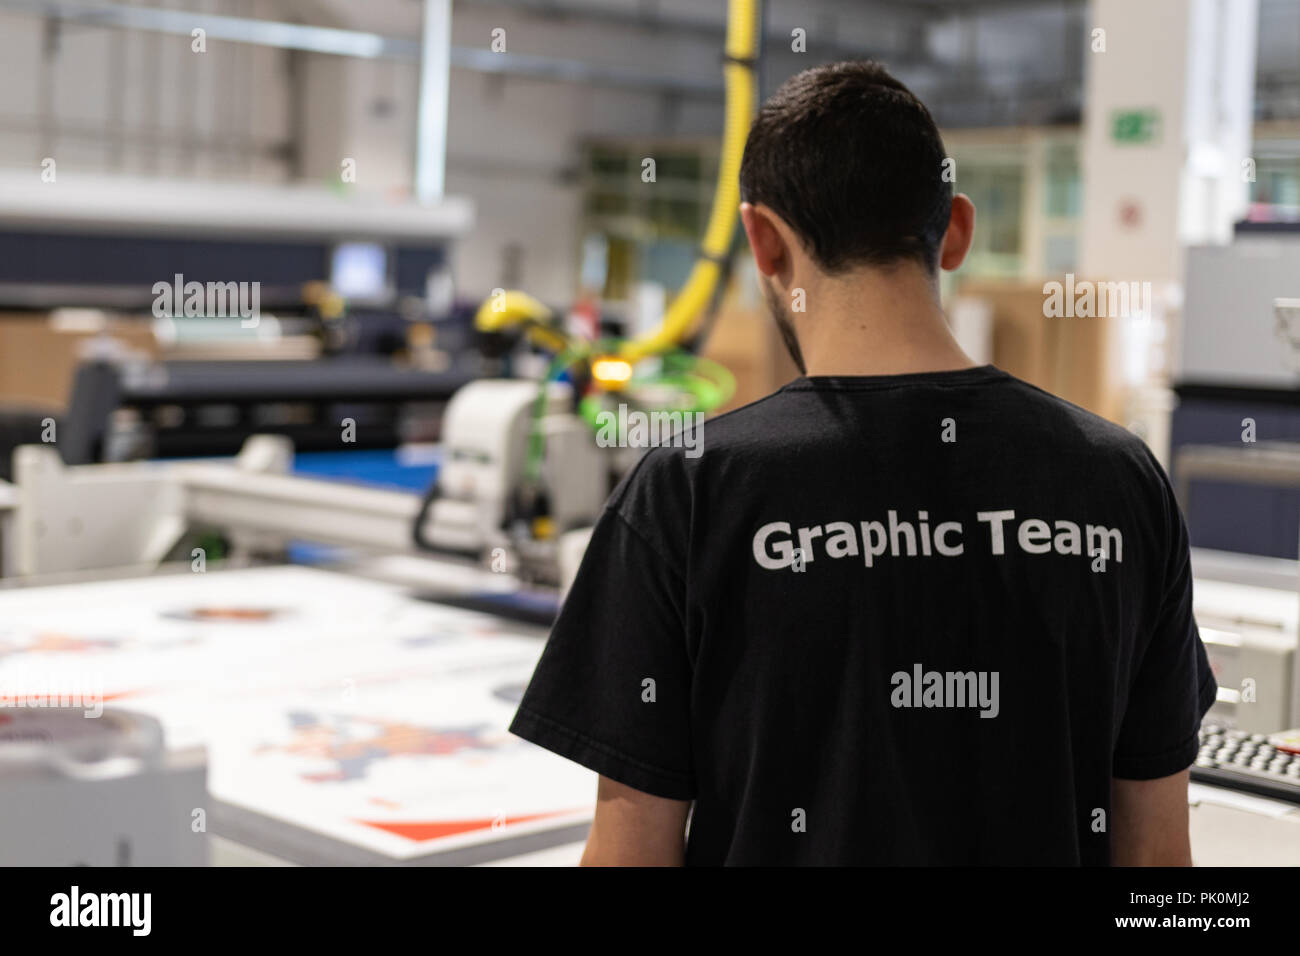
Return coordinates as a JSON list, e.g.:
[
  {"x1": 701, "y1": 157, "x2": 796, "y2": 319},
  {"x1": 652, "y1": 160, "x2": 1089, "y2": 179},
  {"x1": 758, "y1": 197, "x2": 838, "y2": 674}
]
[{"x1": 510, "y1": 365, "x2": 1217, "y2": 865}]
